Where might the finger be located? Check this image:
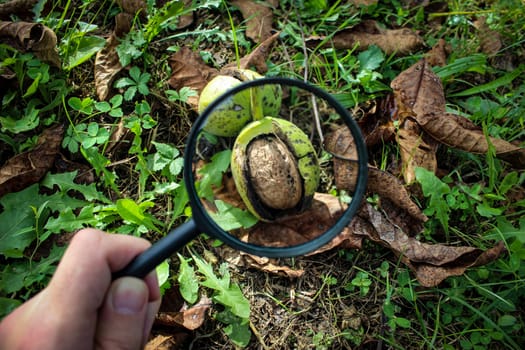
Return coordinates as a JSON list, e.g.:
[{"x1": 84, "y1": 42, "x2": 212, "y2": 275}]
[
  {"x1": 49, "y1": 229, "x2": 152, "y2": 313},
  {"x1": 45, "y1": 229, "x2": 158, "y2": 347},
  {"x1": 95, "y1": 277, "x2": 149, "y2": 350},
  {"x1": 144, "y1": 298, "x2": 162, "y2": 345}
]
